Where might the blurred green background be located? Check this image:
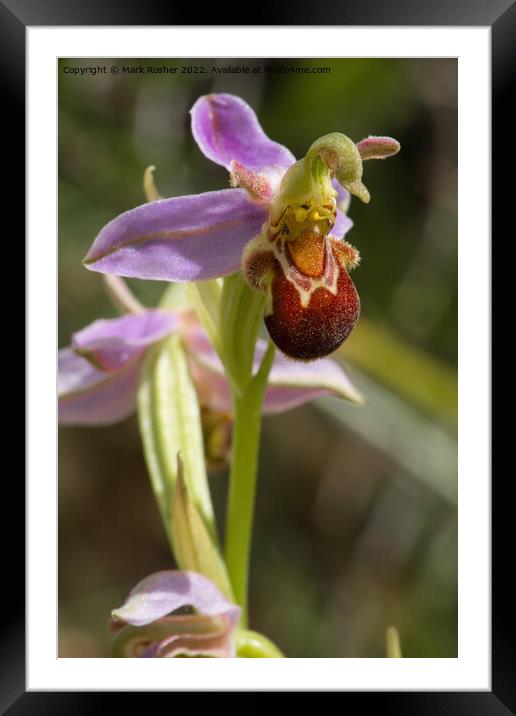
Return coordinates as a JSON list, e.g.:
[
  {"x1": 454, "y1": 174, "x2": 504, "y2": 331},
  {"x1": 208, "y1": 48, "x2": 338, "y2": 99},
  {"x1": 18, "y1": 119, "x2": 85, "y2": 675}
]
[{"x1": 58, "y1": 58, "x2": 457, "y2": 658}]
